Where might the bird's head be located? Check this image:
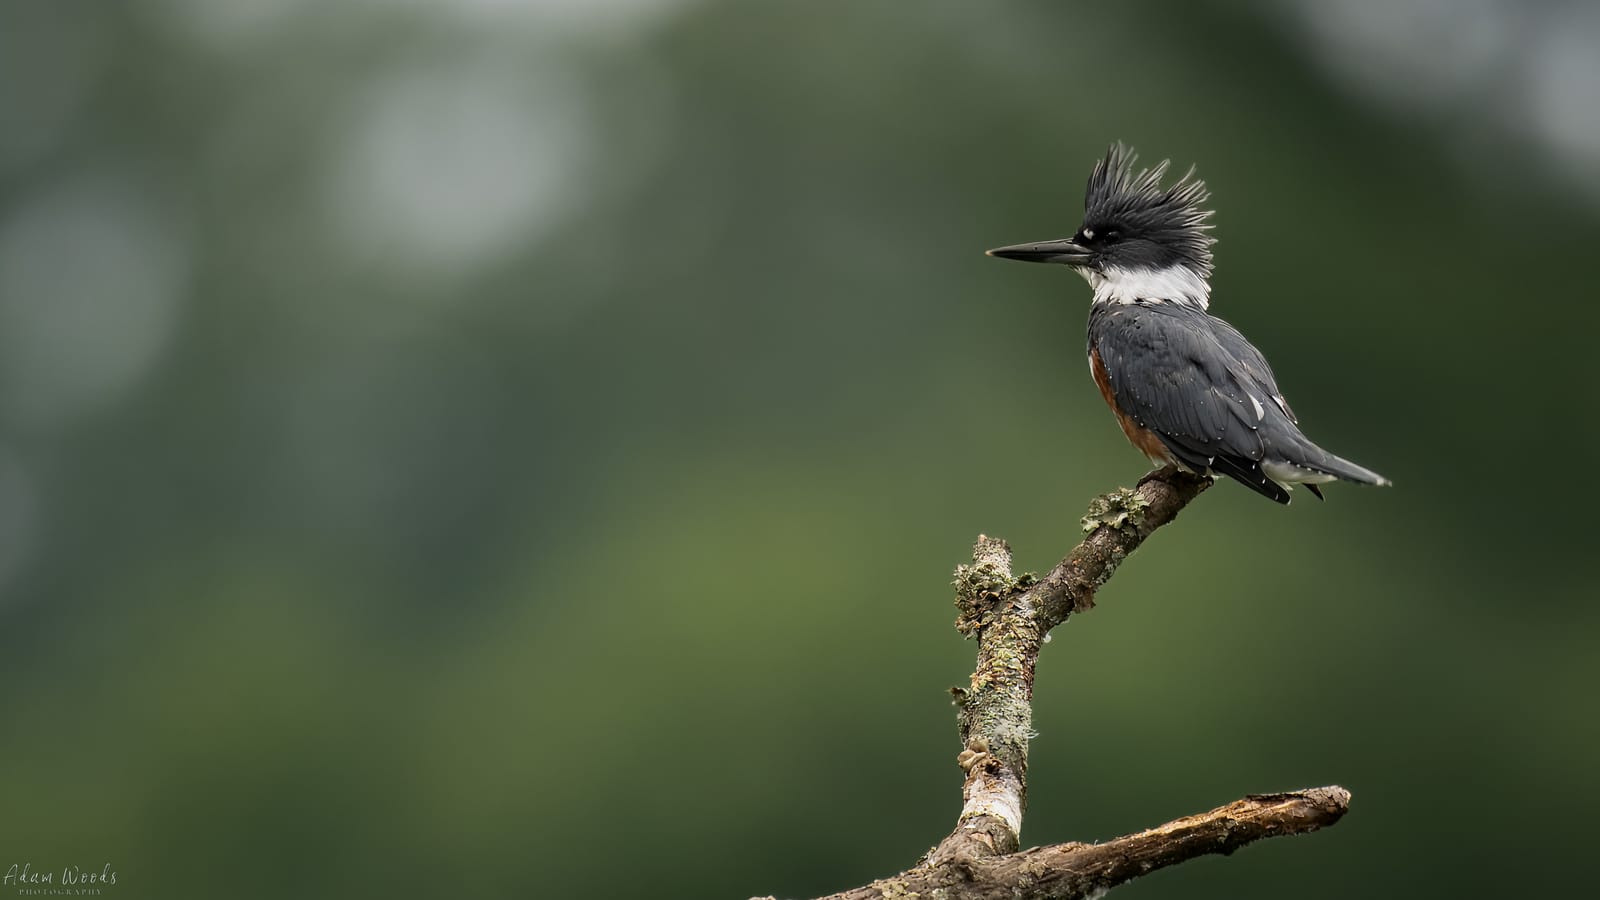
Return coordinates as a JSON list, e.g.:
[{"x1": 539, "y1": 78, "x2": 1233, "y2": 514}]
[{"x1": 987, "y1": 144, "x2": 1216, "y2": 305}]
